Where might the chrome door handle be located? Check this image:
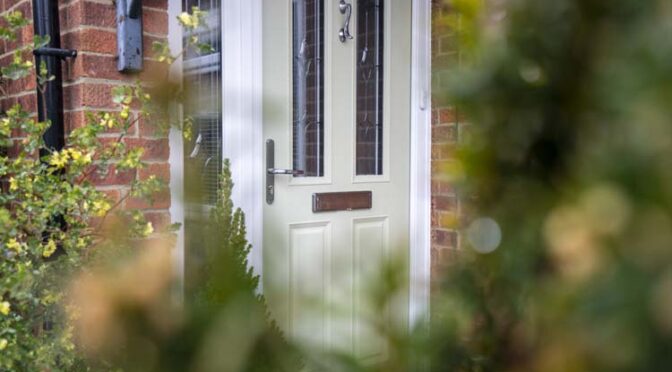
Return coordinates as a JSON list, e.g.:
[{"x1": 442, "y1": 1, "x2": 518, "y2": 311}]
[
  {"x1": 338, "y1": 0, "x2": 353, "y2": 43},
  {"x1": 267, "y1": 168, "x2": 305, "y2": 176},
  {"x1": 266, "y1": 139, "x2": 304, "y2": 204}
]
